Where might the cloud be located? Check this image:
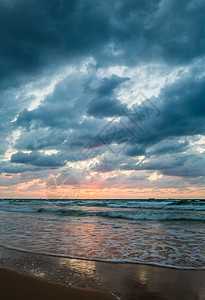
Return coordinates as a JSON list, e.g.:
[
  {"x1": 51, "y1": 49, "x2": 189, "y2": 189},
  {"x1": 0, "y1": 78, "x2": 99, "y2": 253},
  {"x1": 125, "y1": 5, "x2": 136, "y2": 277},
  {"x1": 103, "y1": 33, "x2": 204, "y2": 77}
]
[
  {"x1": 1, "y1": 0, "x2": 204, "y2": 88},
  {"x1": 125, "y1": 145, "x2": 145, "y2": 156},
  {"x1": 122, "y1": 151, "x2": 205, "y2": 178},
  {"x1": 11, "y1": 65, "x2": 205, "y2": 180},
  {"x1": 95, "y1": 75, "x2": 129, "y2": 96},
  {"x1": 87, "y1": 97, "x2": 126, "y2": 118},
  {"x1": 0, "y1": 161, "x2": 42, "y2": 175},
  {"x1": 147, "y1": 139, "x2": 189, "y2": 155},
  {"x1": 11, "y1": 151, "x2": 66, "y2": 167},
  {"x1": 0, "y1": 0, "x2": 205, "y2": 196},
  {"x1": 15, "y1": 129, "x2": 67, "y2": 151},
  {"x1": 118, "y1": 67, "x2": 205, "y2": 149}
]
